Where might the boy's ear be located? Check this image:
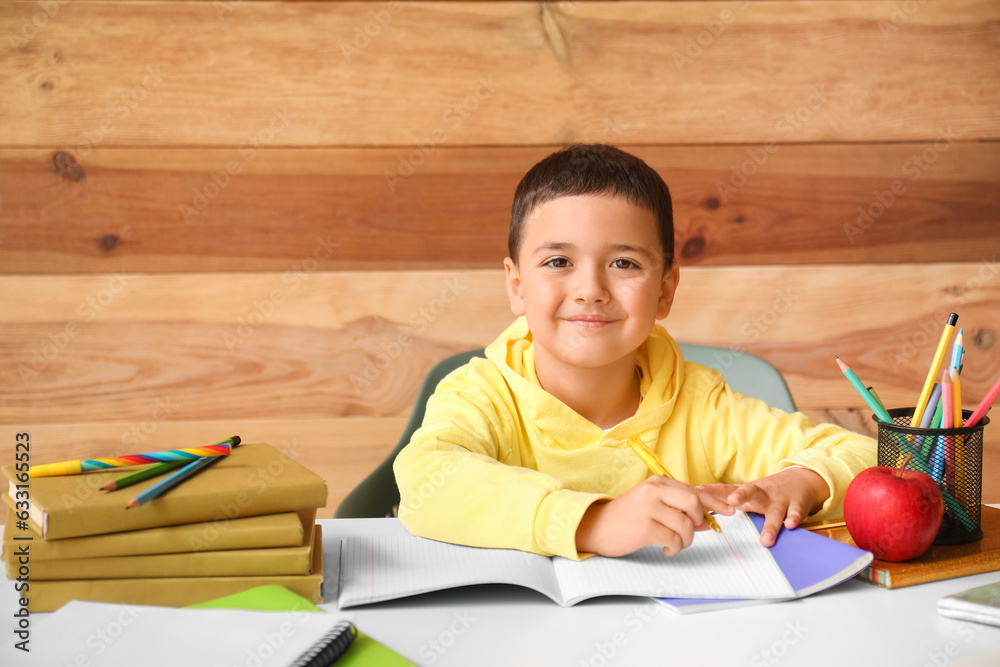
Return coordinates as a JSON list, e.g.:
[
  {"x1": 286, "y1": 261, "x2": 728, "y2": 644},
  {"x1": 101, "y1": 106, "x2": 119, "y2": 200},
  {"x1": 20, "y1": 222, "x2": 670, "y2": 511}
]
[
  {"x1": 503, "y1": 257, "x2": 526, "y2": 316},
  {"x1": 656, "y1": 263, "x2": 680, "y2": 319}
]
